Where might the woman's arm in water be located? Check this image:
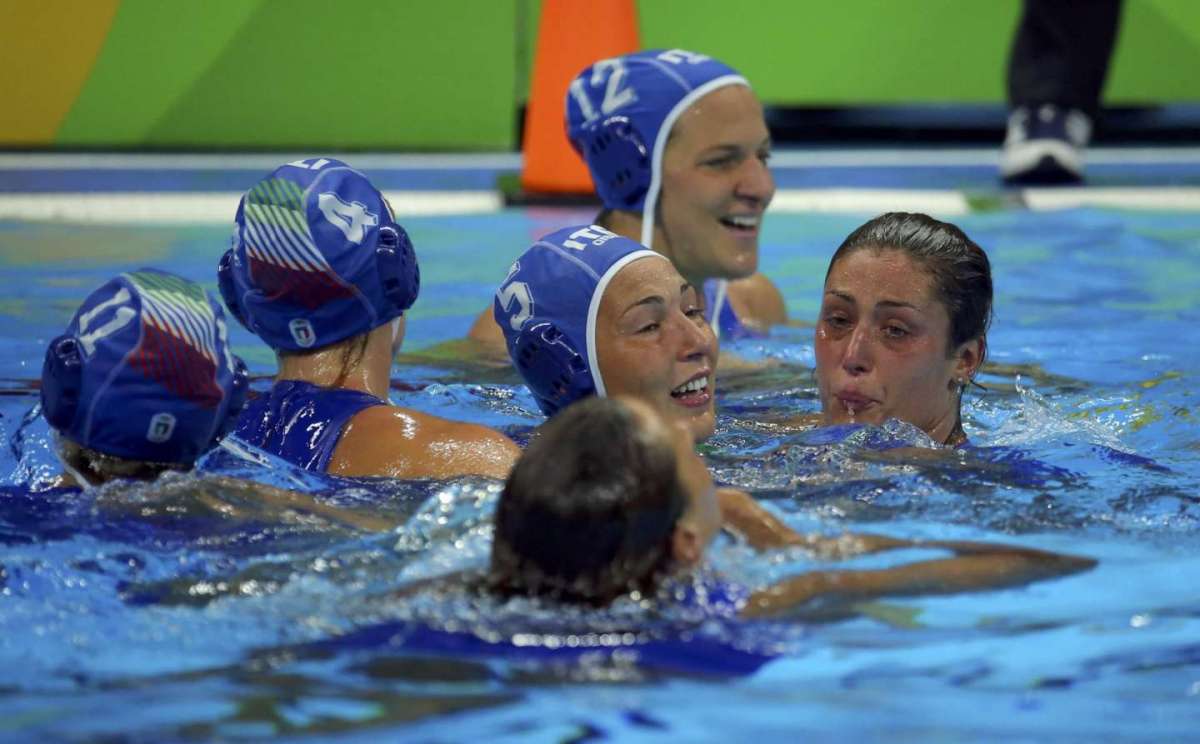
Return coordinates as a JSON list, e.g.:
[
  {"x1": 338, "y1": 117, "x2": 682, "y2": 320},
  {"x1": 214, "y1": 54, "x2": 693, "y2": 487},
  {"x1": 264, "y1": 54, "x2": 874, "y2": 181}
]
[
  {"x1": 395, "y1": 308, "x2": 512, "y2": 370},
  {"x1": 718, "y1": 487, "x2": 808, "y2": 549},
  {"x1": 397, "y1": 313, "x2": 512, "y2": 369},
  {"x1": 740, "y1": 543, "x2": 1096, "y2": 619},
  {"x1": 97, "y1": 475, "x2": 397, "y2": 532},
  {"x1": 455, "y1": 306, "x2": 513, "y2": 364},
  {"x1": 717, "y1": 487, "x2": 915, "y2": 556},
  {"x1": 716, "y1": 489, "x2": 1043, "y2": 560}
]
